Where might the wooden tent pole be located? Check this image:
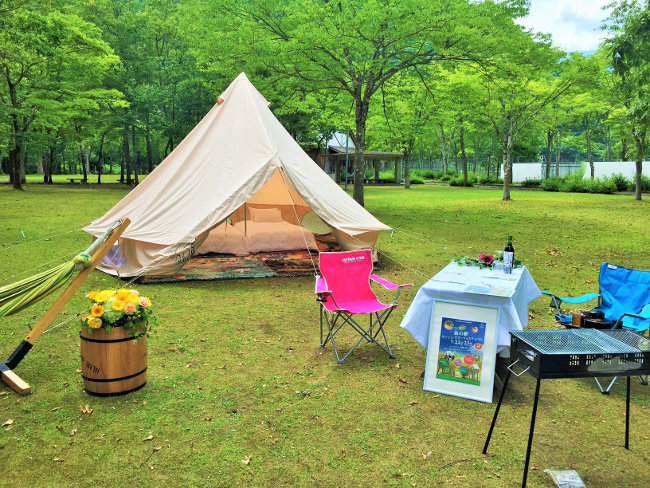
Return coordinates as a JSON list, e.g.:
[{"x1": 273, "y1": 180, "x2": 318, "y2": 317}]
[{"x1": 1, "y1": 218, "x2": 131, "y2": 395}]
